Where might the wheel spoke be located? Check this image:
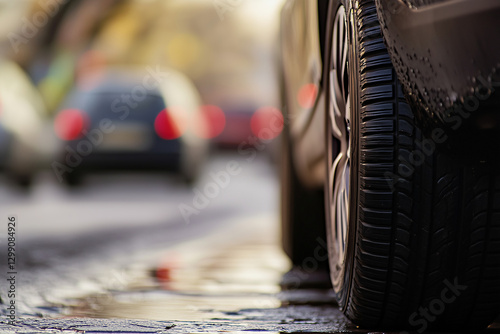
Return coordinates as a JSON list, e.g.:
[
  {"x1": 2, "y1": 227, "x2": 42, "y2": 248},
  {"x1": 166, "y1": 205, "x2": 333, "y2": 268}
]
[
  {"x1": 330, "y1": 152, "x2": 343, "y2": 207},
  {"x1": 327, "y1": 5, "x2": 351, "y2": 269},
  {"x1": 334, "y1": 156, "x2": 349, "y2": 261},
  {"x1": 340, "y1": 22, "x2": 349, "y2": 101},
  {"x1": 330, "y1": 69, "x2": 343, "y2": 140}
]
